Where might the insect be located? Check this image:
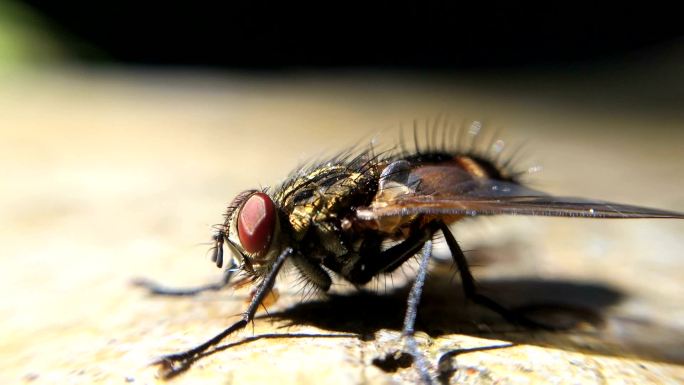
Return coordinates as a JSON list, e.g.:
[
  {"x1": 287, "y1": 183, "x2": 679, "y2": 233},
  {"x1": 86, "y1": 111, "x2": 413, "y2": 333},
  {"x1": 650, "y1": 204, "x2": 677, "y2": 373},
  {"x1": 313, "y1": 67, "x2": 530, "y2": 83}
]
[{"x1": 137, "y1": 123, "x2": 683, "y2": 383}]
